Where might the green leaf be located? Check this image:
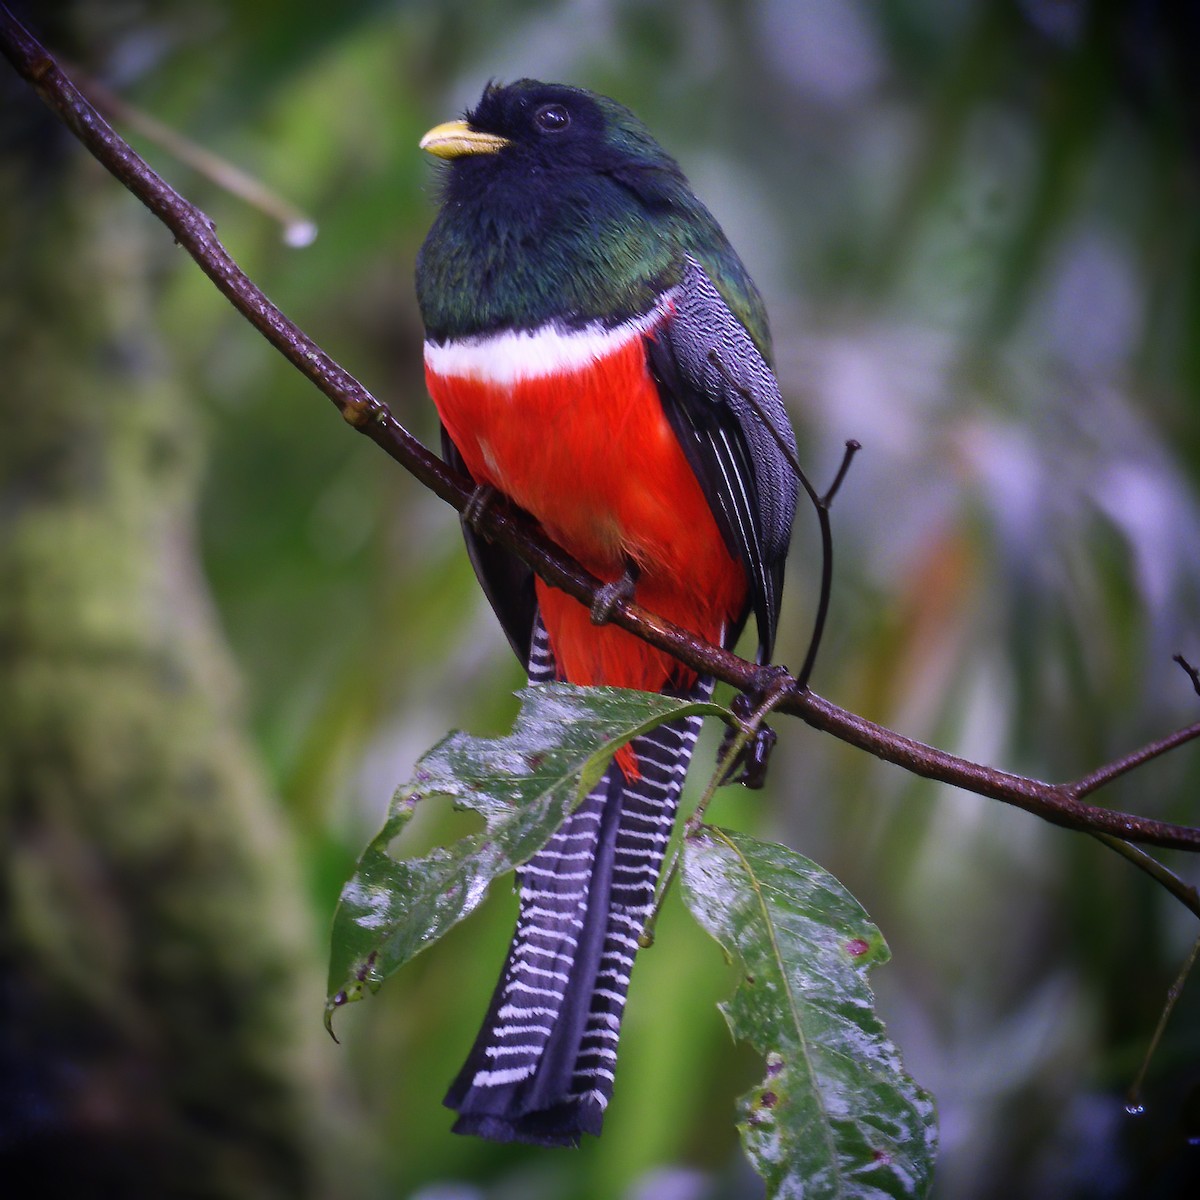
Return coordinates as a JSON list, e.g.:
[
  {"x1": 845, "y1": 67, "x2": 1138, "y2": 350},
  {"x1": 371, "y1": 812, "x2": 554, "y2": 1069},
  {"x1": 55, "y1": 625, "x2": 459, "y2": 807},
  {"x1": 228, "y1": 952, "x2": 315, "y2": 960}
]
[
  {"x1": 326, "y1": 683, "x2": 725, "y2": 1030},
  {"x1": 682, "y1": 826, "x2": 937, "y2": 1199}
]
